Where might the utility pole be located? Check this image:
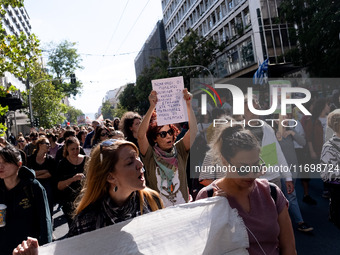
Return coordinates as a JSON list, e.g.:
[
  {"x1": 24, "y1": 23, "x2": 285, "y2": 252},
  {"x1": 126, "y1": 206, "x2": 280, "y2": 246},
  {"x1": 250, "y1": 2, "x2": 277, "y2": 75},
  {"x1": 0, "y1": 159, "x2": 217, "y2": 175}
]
[{"x1": 26, "y1": 73, "x2": 34, "y2": 127}]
